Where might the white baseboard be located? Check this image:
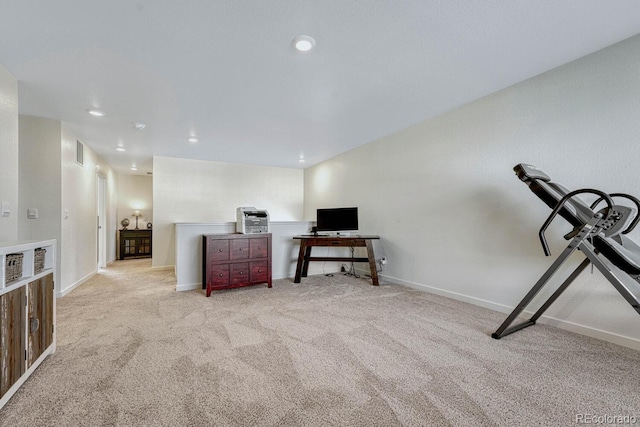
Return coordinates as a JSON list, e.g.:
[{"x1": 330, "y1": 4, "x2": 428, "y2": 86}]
[
  {"x1": 152, "y1": 265, "x2": 175, "y2": 272},
  {"x1": 177, "y1": 283, "x2": 200, "y2": 292},
  {"x1": 533, "y1": 315, "x2": 640, "y2": 351},
  {"x1": 57, "y1": 269, "x2": 97, "y2": 298},
  {"x1": 373, "y1": 270, "x2": 640, "y2": 351}
]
